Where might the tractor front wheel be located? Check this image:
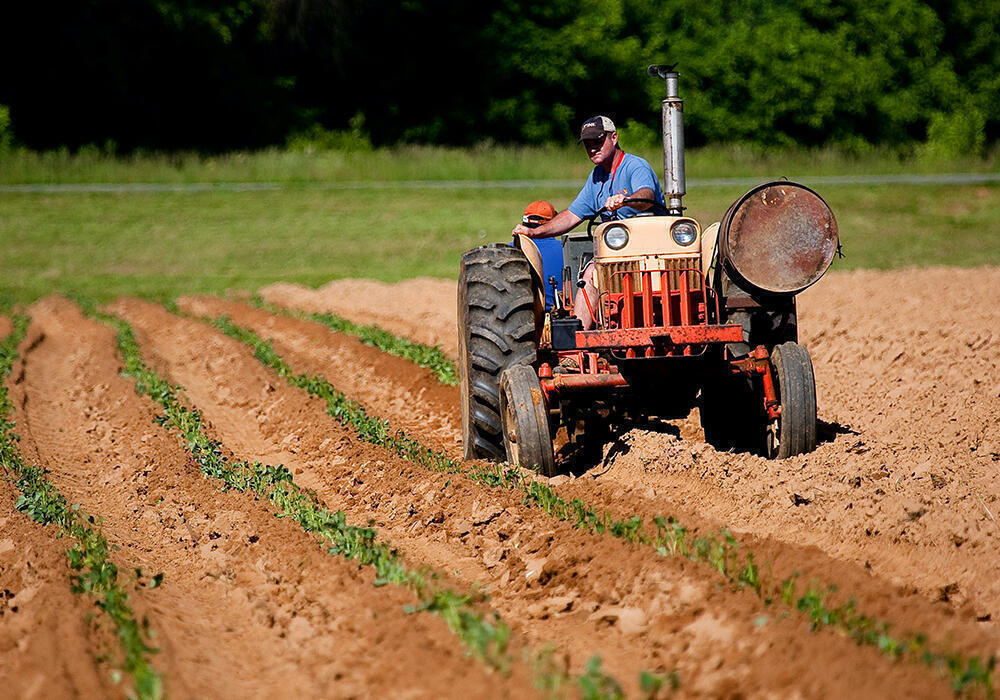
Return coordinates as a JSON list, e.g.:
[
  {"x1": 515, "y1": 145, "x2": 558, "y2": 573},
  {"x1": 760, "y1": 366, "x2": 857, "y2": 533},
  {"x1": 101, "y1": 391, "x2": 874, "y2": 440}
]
[
  {"x1": 766, "y1": 342, "x2": 817, "y2": 459},
  {"x1": 499, "y1": 365, "x2": 556, "y2": 476}
]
